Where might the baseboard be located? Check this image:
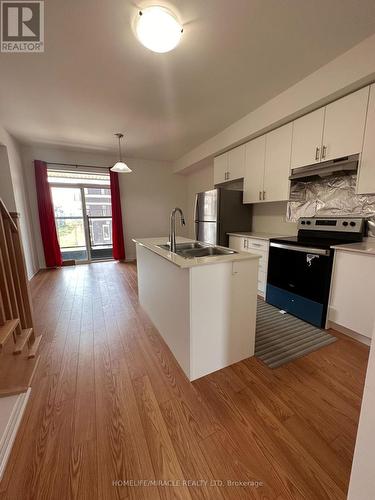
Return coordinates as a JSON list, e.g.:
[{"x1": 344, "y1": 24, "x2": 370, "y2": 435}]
[
  {"x1": 28, "y1": 268, "x2": 40, "y2": 282},
  {"x1": 0, "y1": 388, "x2": 31, "y2": 480},
  {"x1": 327, "y1": 321, "x2": 372, "y2": 346}
]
